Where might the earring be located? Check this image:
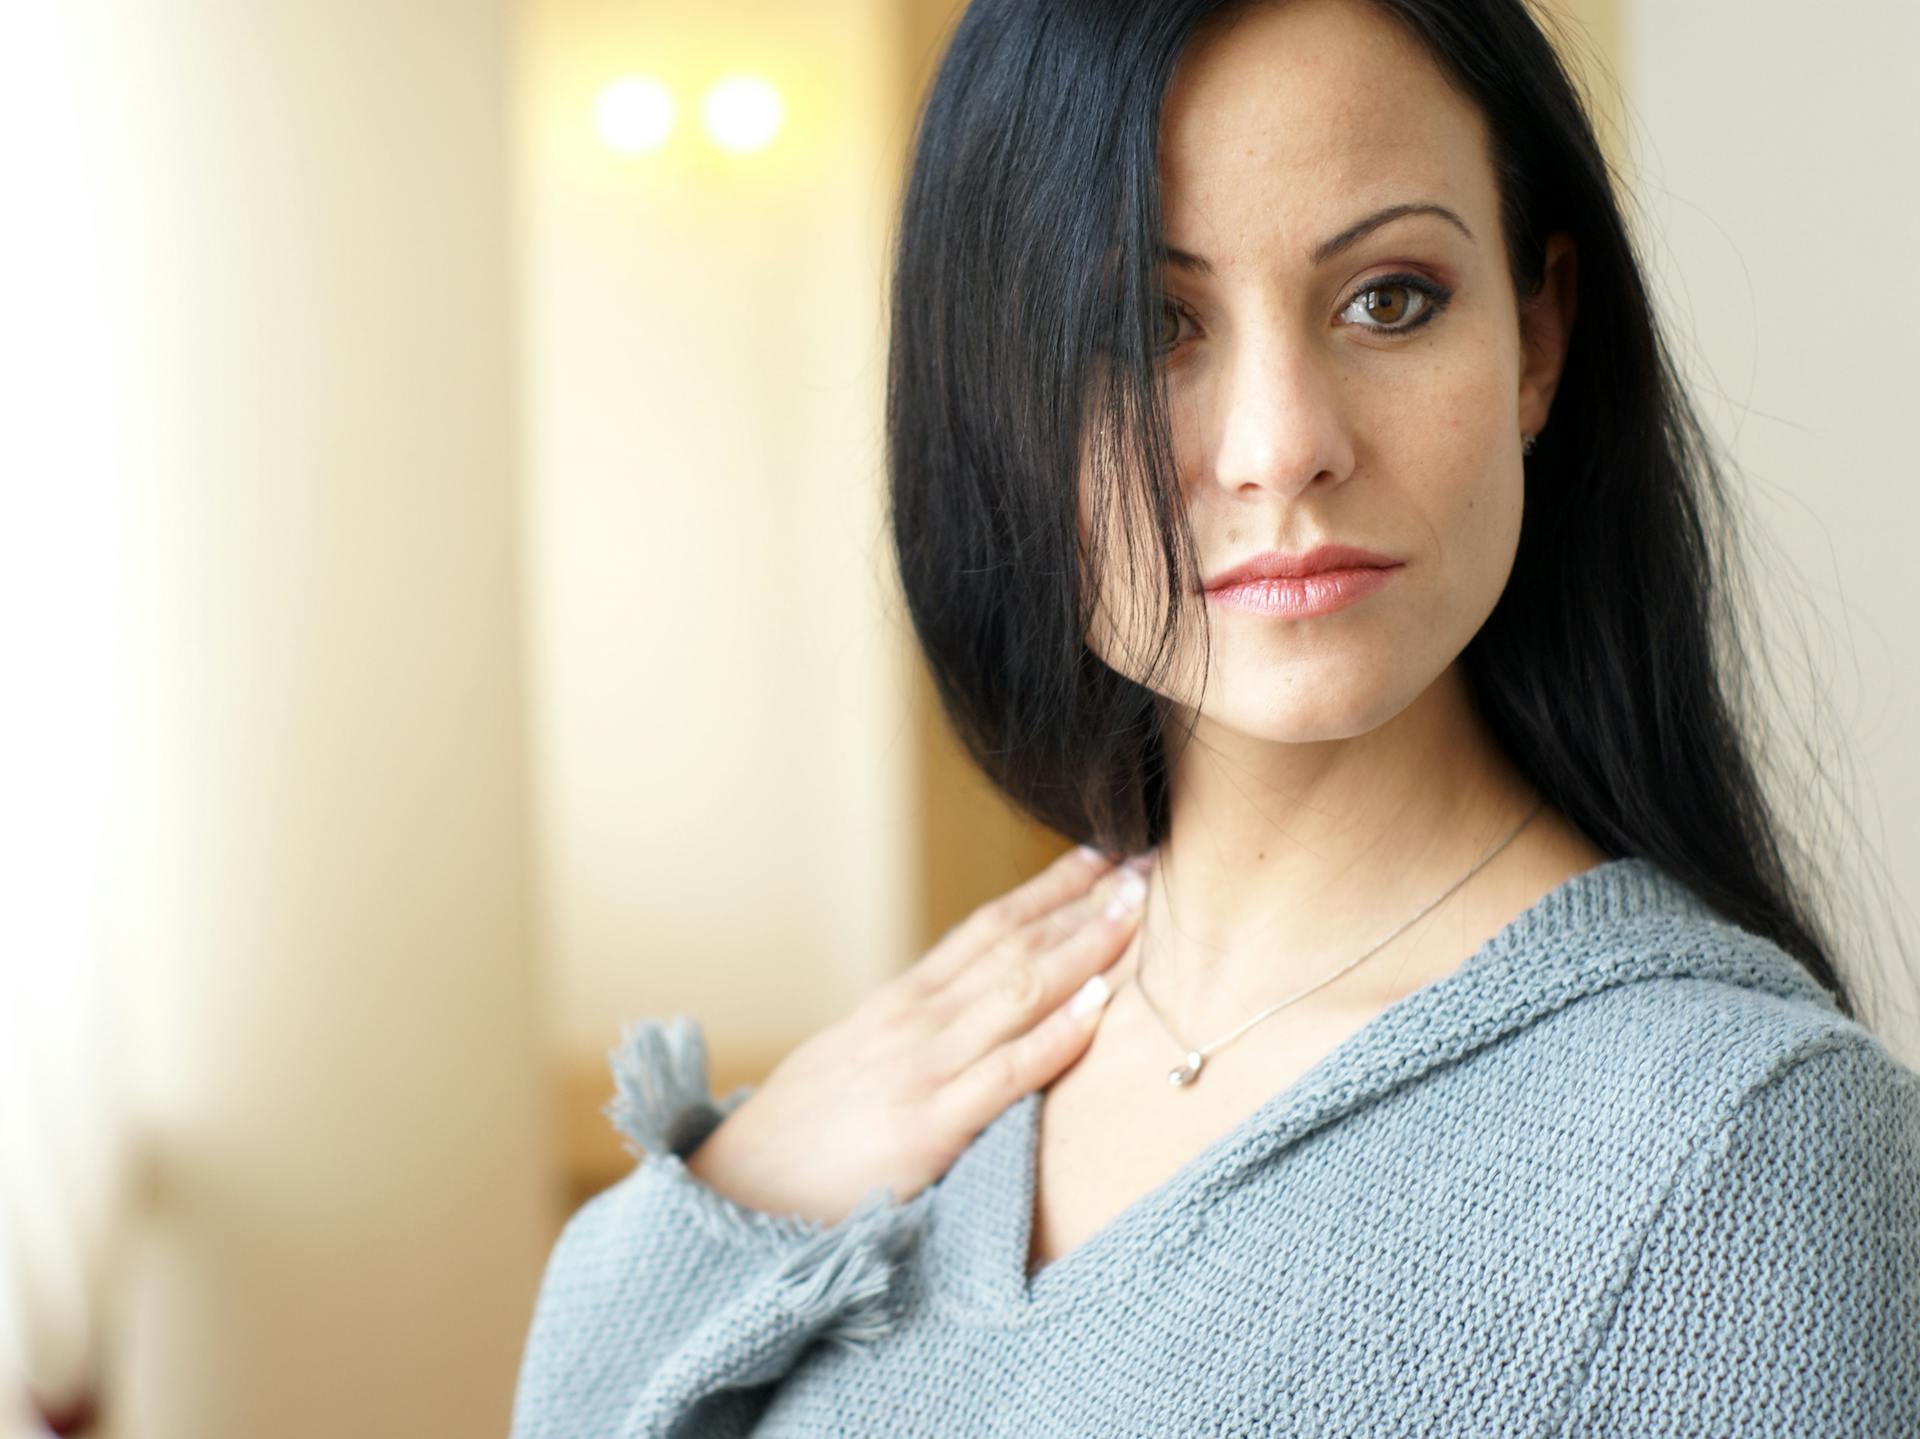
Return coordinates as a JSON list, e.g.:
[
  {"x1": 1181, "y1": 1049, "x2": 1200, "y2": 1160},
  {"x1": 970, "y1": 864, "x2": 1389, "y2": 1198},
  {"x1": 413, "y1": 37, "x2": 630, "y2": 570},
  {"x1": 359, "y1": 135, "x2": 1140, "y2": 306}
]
[{"x1": 1521, "y1": 431, "x2": 1538, "y2": 456}]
